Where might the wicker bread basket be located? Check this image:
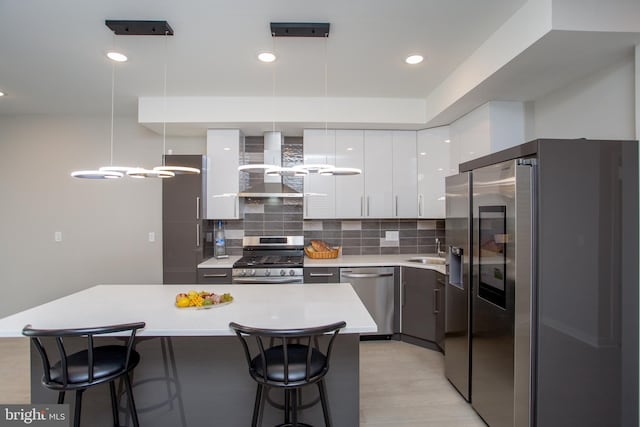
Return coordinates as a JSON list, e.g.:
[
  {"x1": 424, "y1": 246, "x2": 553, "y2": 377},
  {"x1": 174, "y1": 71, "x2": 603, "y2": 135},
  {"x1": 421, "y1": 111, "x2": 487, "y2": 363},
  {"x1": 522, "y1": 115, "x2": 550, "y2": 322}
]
[{"x1": 304, "y1": 246, "x2": 341, "y2": 259}]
